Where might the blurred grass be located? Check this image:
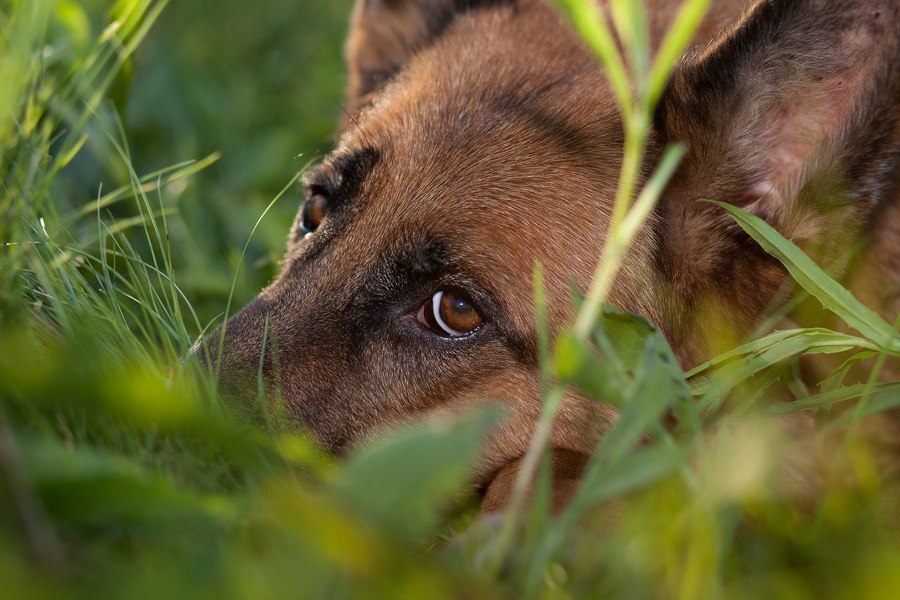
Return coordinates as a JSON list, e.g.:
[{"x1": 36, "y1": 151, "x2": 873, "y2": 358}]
[
  {"x1": 2, "y1": 1, "x2": 900, "y2": 599},
  {"x1": 123, "y1": 0, "x2": 352, "y2": 316},
  {"x1": 38, "y1": 0, "x2": 353, "y2": 328}
]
